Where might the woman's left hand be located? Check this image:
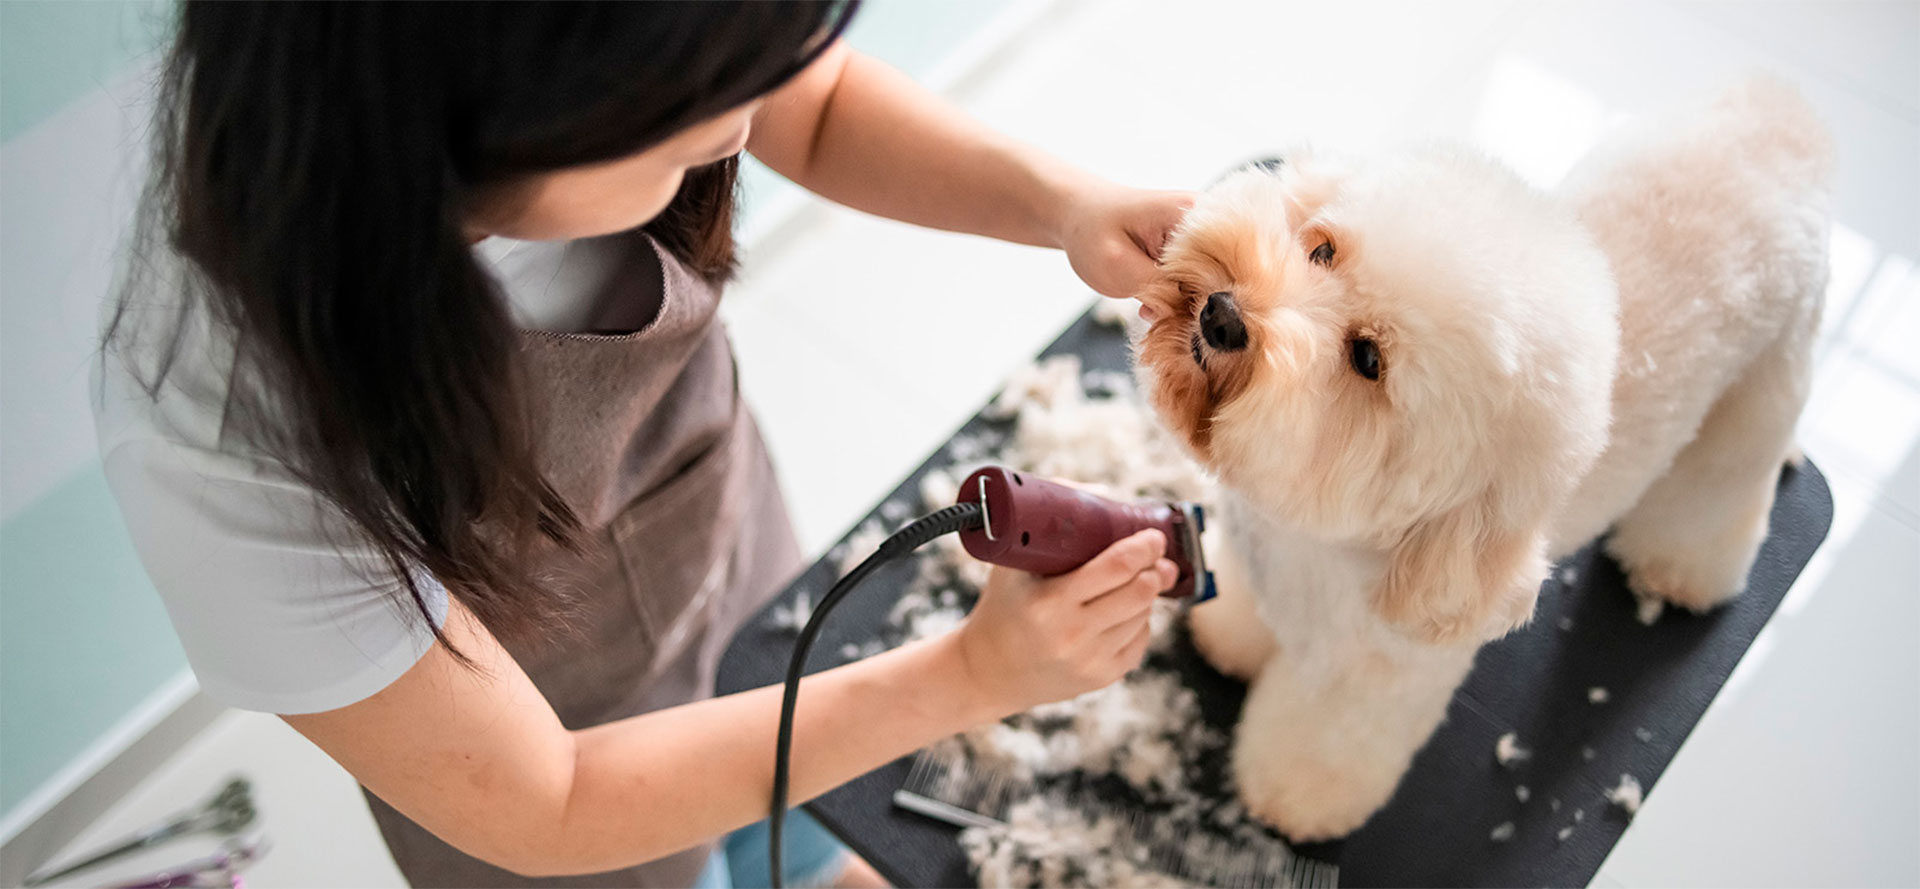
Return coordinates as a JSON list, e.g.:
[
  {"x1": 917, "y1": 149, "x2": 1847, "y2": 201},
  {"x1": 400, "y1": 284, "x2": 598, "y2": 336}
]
[{"x1": 1054, "y1": 183, "x2": 1196, "y2": 302}]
